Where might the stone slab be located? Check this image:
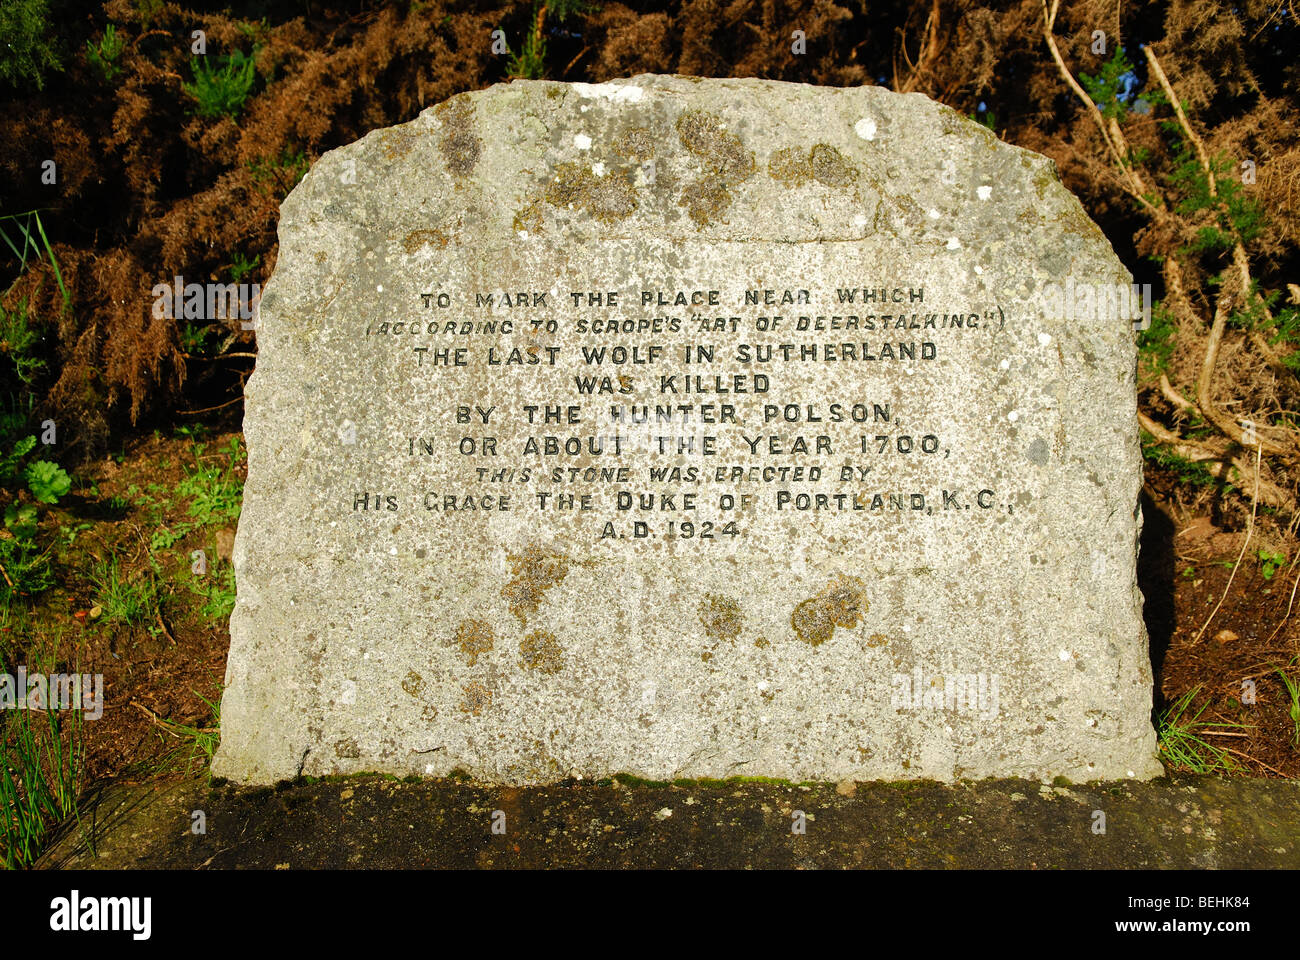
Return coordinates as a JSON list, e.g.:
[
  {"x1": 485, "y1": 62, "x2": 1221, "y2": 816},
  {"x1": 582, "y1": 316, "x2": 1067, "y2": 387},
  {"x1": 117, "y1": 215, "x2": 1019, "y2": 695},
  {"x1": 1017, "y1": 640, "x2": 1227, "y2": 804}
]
[
  {"x1": 40, "y1": 775, "x2": 1300, "y2": 870},
  {"x1": 212, "y1": 75, "x2": 1161, "y2": 785}
]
